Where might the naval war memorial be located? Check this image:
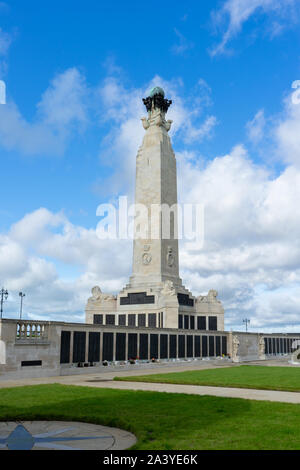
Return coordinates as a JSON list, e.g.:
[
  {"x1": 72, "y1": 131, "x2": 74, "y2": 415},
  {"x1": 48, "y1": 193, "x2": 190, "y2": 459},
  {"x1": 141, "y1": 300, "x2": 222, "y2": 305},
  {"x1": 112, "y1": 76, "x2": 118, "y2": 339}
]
[{"x1": 0, "y1": 87, "x2": 300, "y2": 380}]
